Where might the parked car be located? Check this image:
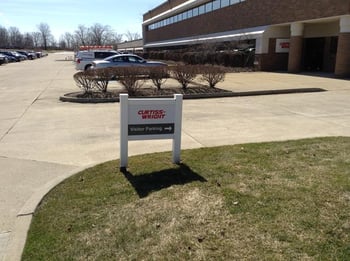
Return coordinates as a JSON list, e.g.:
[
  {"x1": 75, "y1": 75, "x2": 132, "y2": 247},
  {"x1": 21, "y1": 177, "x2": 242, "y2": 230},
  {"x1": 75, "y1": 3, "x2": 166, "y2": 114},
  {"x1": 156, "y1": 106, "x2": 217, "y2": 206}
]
[
  {"x1": 0, "y1": 54, "x2": 8, "y2": 65},
  {"x1": 0, "y1": 51, "x2": 26, "y2": 62},
  {"x1": 75, "y1": 49, "x2": 120, "y2": 71},
  {"x1": 17, "y1": 50, "x2": 37, "y2": 60},
  {"x1": 1, "y1": 53, "x2": 16, "y2": 63},
  {"x1": 91, "y1": 54, "x2": 167, "y2": 69},
  {"x1": 35, "y1": 51, "x2": 48, "y2": 58}
]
